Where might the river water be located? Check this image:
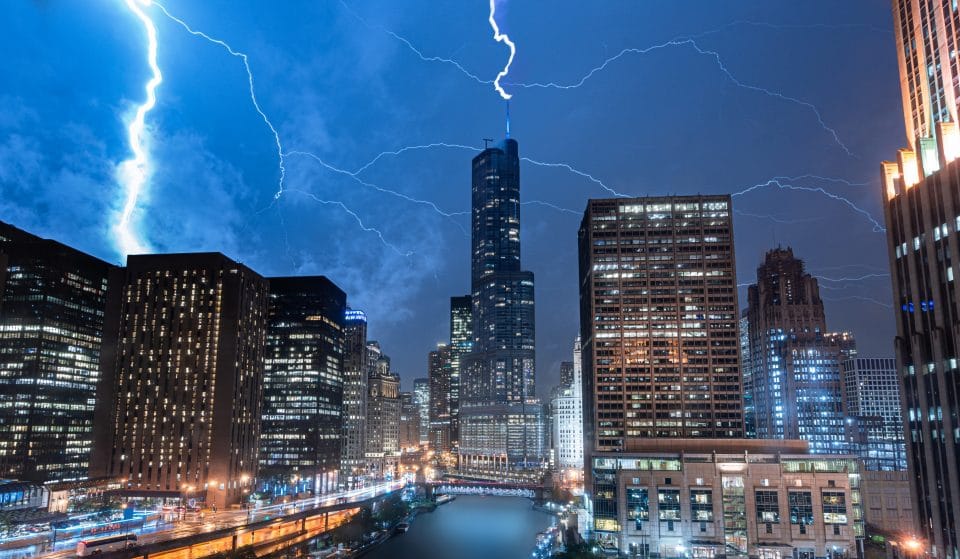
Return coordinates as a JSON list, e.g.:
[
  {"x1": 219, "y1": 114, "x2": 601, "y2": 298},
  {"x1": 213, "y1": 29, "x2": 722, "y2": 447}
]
[{"x1": 364, "y1": 495, "x2": 556, "y2": 559}]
